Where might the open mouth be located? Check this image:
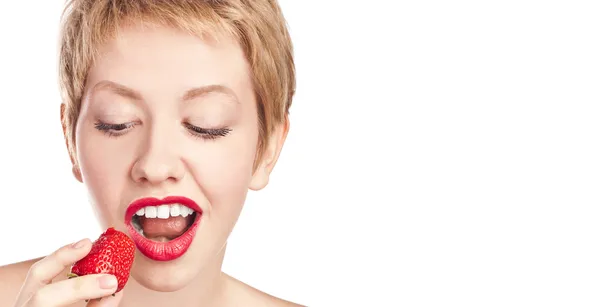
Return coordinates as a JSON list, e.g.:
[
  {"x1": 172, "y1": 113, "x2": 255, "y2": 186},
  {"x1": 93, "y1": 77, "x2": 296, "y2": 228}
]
[
  {"x1": 130, "y1": 204, "x2": 199, "y2": 242},
  {"x1": 125, "y1": 196, "x2": 203, "y2": 261}
]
